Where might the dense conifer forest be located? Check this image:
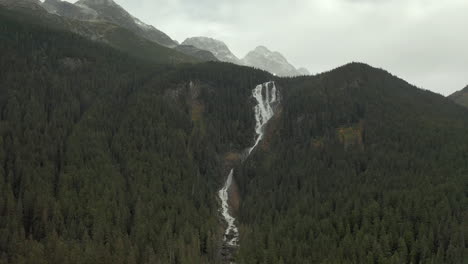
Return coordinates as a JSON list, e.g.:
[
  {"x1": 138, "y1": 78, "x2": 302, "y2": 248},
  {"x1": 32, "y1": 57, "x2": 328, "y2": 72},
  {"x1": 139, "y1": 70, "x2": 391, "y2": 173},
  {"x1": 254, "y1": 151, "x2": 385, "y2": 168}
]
[
  {"x1": 0, "y1": 5, "x2": 467, "y2": 264},
  {"x1": 236, "y1": 64, "x2": 468, "y2": 263},
  {"x1": 0, "y1": 8, "x2": 270, "y2": 263}
]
